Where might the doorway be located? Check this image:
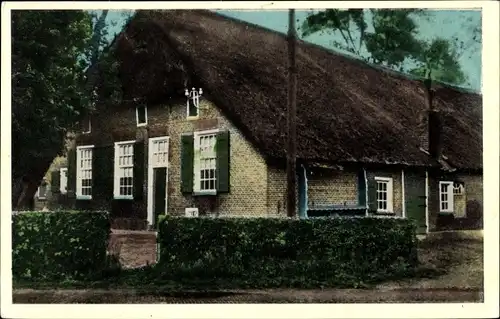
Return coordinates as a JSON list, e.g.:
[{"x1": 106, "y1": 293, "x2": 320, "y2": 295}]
[{"x1": 147, "y1": 136, "x2": 169, "y2": 227}]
